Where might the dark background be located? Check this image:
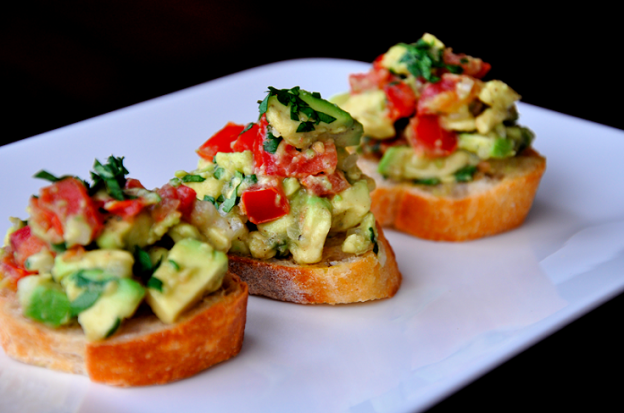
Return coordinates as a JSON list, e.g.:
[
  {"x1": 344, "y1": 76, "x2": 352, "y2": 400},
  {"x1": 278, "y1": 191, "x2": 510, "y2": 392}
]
[{"x1": 2, "y1": 2, "x2": 622, "y2": 411}]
